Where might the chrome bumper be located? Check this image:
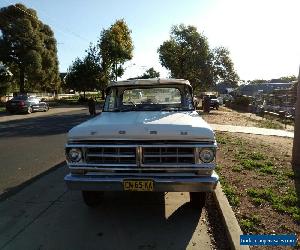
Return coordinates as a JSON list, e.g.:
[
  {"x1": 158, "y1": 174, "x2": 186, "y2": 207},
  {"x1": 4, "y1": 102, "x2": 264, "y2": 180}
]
[{"x1": 64, "y1": 171, "x2": 219, "y2": 192}]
